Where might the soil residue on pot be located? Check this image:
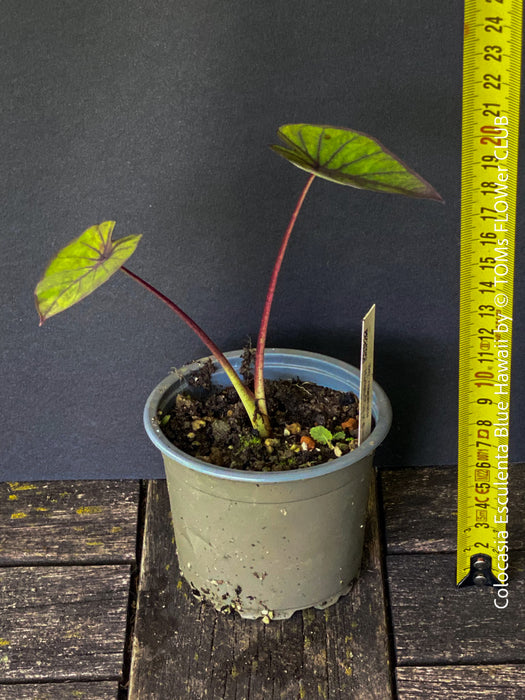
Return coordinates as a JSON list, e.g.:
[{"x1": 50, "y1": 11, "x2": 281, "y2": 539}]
[{"x1": 159, "y1": 353, "x2": 363, "y2": 472}]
